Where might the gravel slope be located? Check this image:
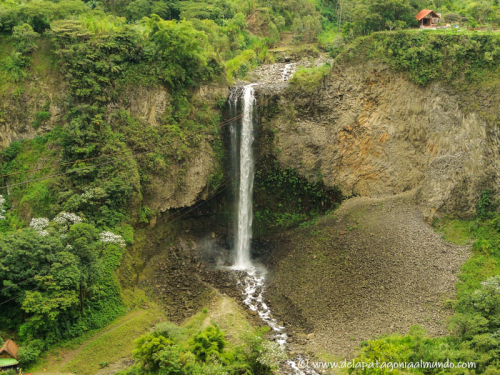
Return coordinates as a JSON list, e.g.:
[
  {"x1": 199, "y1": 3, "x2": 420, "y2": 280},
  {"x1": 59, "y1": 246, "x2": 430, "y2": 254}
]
[{"x1": 265, "y1": 191, "x2": 470, "y2": 359}]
